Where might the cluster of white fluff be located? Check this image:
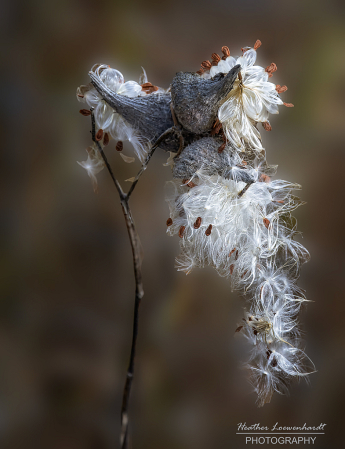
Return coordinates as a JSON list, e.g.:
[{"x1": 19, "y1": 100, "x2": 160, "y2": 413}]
[
  {"x1": 77, "y1": 64, "x2": 163, "y2": 162},
  {"x1": 200, "y1": 41, "x2": 292, "y2": 152},
  {"x1": 77, "y1": 143, "x2": 105, "y2": 193},
  {"x1": 167, "y1": 42, "x2": 314, "y2": 406}
]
